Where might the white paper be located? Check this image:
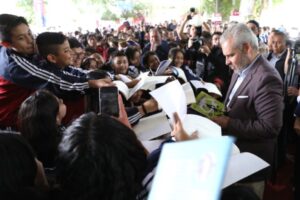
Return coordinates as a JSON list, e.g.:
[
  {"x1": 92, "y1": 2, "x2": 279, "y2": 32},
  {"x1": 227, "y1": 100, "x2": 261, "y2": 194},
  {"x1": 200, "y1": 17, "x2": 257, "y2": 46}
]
[
  {"x1": 182, "y1": 114, "x2": 221, "y2": 138},
  {"x1": 182, "y1": 82, "x2": 196, "y2": 105},
  {"x1": 150, "y1": 80, "x2": 187, "y2": 122},
  {"x1": 190, "y1": 80, "x2": 222, "y2": 97},
  {"x1": 128, "y1": 77, "x2": 145, "y2": 98},
  {"x1": 118, "y1": 74, "x2": 133, "y2": 83},
  {"x1": 231, "y1": 144, "x2": 240, "y2": 155},
  {"x1": 133, "y1": 112, "x2": 172, "y2": 141},
  {"x1": 140, "y1": 76, "x2": 169, "y2": 91},
  {"x1": 155, "y1": 59, "x2": 172, "y2": 75},
  {"x1": 176, "y1": 67, "x2": 187, "y2": 83},
  {"x1": 222, "y1": 152, "x2": 269, "y2": 188},
  {"x1": 114, "y1": 74, "x2": 169, "y2": 100},
  {"x1": 113, "y1": 80, "x2": 130, "y2": 99},
  {"x1": 148, "y1": 137, "x2": 234, "y2": 200}
]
